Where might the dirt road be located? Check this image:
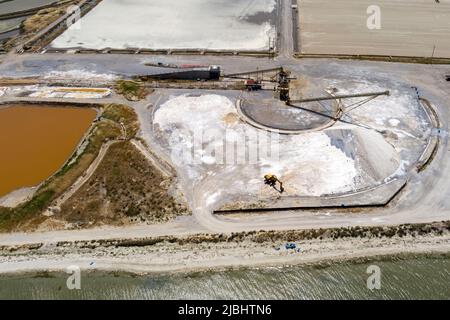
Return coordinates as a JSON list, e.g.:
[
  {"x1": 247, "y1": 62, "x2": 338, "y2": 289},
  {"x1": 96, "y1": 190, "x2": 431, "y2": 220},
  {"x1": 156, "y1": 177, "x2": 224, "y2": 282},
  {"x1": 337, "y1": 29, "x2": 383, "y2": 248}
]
[{"x1": 44, "y1": 140, "x2": 118, "y2": 216}]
